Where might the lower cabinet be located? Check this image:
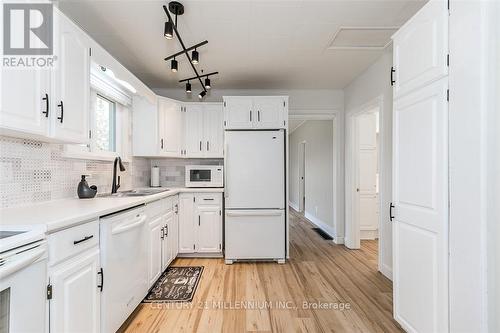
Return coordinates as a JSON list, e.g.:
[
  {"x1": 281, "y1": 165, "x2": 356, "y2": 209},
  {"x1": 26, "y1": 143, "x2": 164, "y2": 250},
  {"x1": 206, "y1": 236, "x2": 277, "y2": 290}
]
[
  {"x1": 147, "y1": 215, "x2": 163, "y2": 286},
  {"x1": 178, "y1": 192, "x2": 223, "y2": 254},
  {"x1": 161, "y1": 210, "x2": 174, "y2": 271},
  {"x1": 49, "y1": 247, "x2": 100, "y2": 333}
]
